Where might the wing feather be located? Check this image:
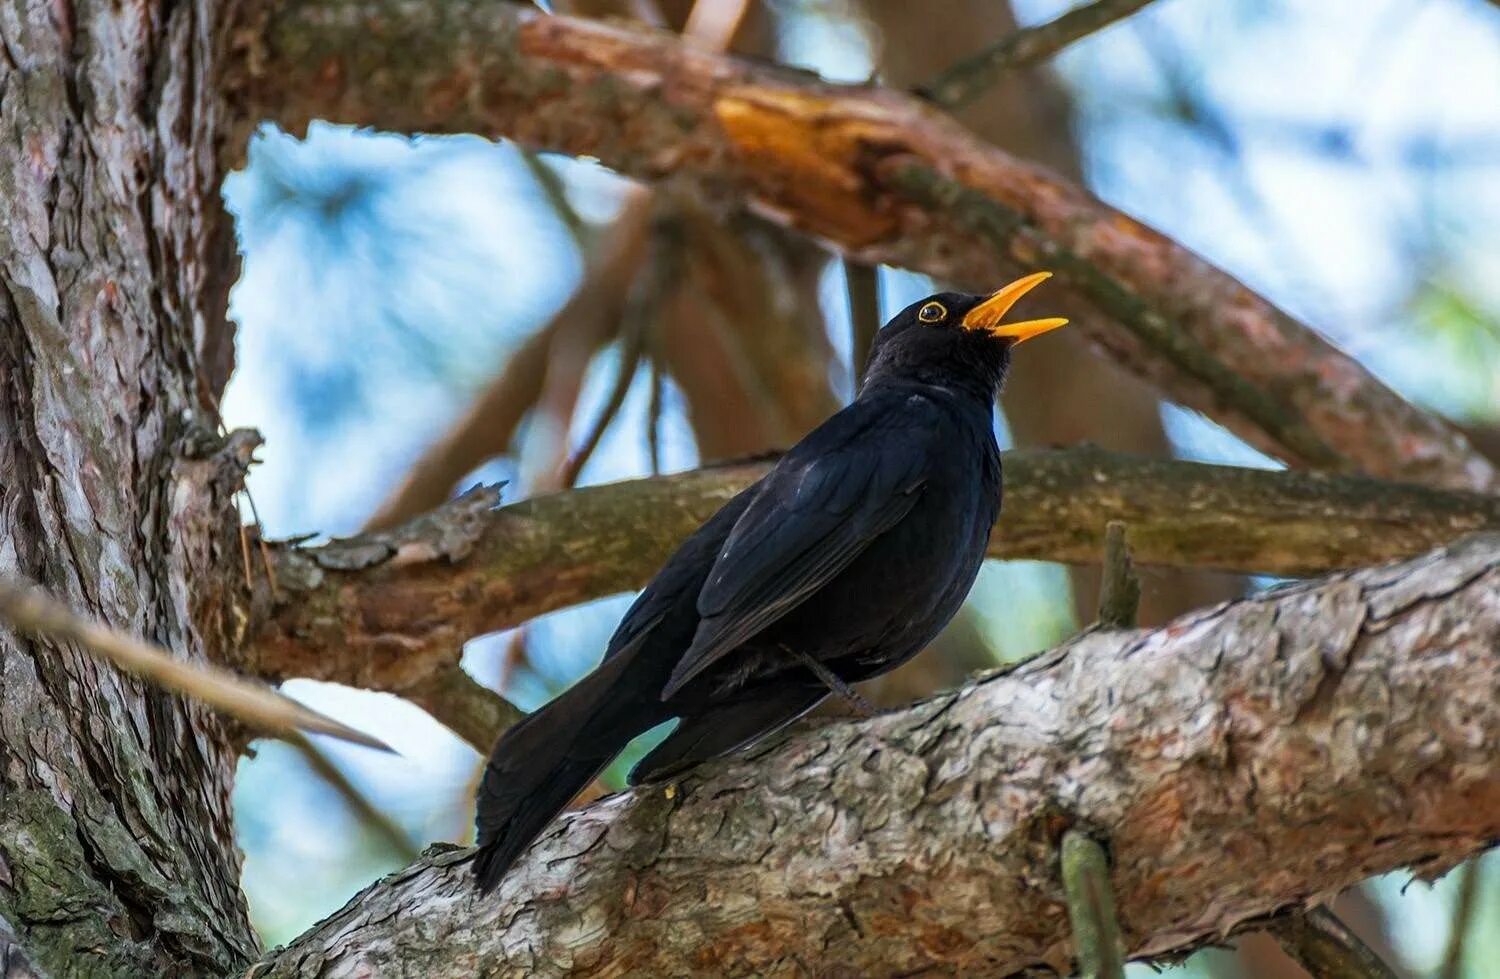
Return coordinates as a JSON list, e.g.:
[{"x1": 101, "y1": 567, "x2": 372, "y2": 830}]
[{"x1": 661, "y1": 398, "x2": 936, "y2": 697}]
